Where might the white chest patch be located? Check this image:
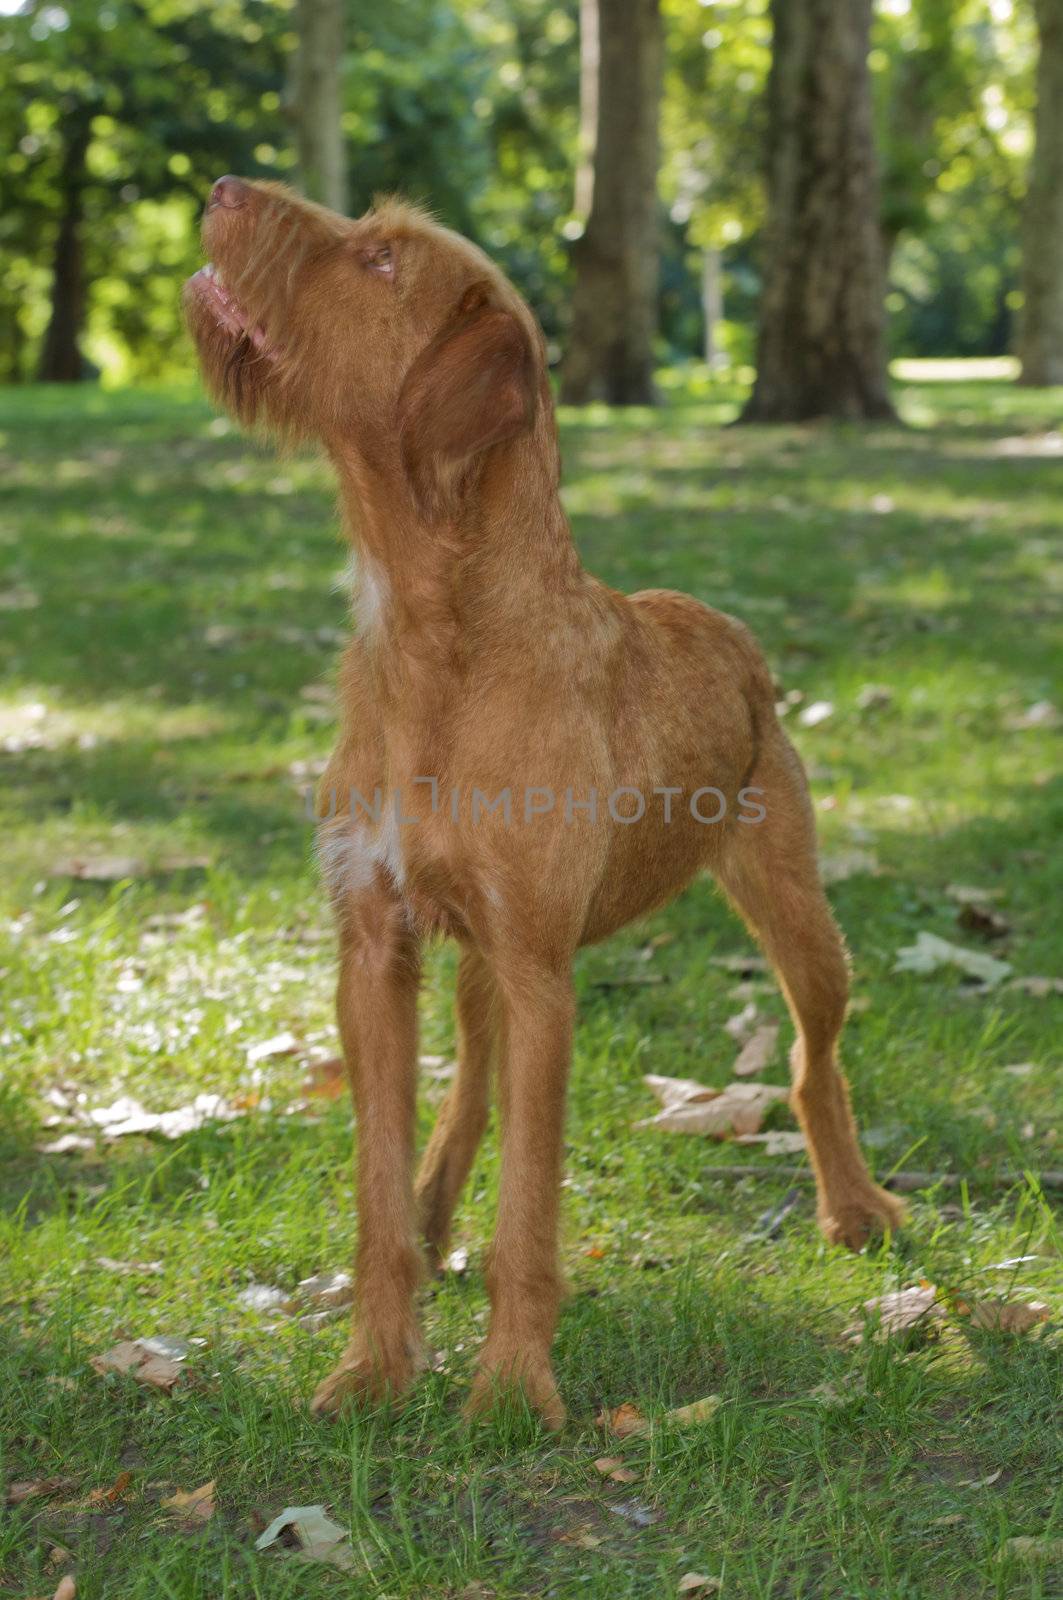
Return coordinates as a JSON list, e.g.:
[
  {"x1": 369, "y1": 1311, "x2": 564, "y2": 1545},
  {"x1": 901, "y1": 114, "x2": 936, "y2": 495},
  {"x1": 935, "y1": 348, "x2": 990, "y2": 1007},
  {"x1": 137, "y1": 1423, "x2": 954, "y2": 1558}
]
[
  {"x1": 317, "y1": 807, "x2": 406, "y2": 902},
  {"x1": 354, "y1": 556, "x2": 389, "y2": 637}
]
